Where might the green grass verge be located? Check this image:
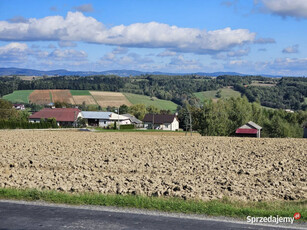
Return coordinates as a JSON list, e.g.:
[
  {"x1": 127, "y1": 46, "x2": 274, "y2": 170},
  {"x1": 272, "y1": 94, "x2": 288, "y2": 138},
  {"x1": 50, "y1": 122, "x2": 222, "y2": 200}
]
[
  {"x1": 194, "y1": 88, "x2": 241, "y2": 102},
  {"x1": 70, "y1": 90, "x2": 91, "y2": 96},
  {"x1": 2, "y1": 90, "x2": 33, "y2": 103},
  {"x1": 124, "y1": 93, "x2": 178, "y2": 112},
  {"x1": 0, "y1": 188, "x2": 305, "y2": 222},
  {"x1": 49, "y1": 91, "x2": 53, "y2": 103}
]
